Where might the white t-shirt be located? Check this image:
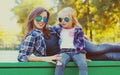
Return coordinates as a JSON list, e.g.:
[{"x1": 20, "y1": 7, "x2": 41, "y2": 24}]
[{"x1": 60, "y1": 28, "x2": 75, "y2": 49}]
